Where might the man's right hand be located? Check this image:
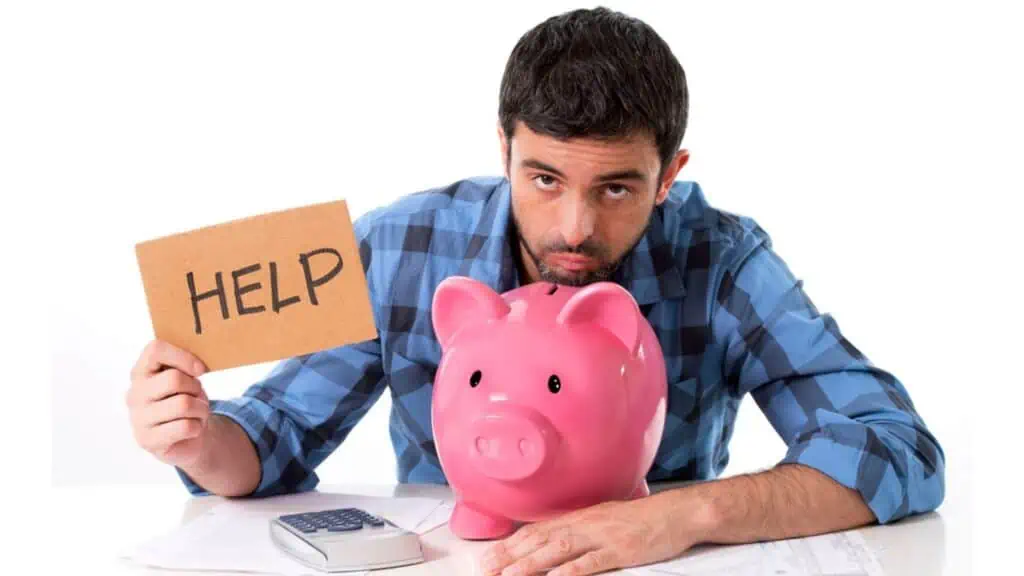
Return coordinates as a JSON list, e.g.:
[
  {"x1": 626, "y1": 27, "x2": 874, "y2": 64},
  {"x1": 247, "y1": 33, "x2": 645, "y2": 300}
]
[{"x1": 127, "y1": 340, "x2": 211, "y2": 469}]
